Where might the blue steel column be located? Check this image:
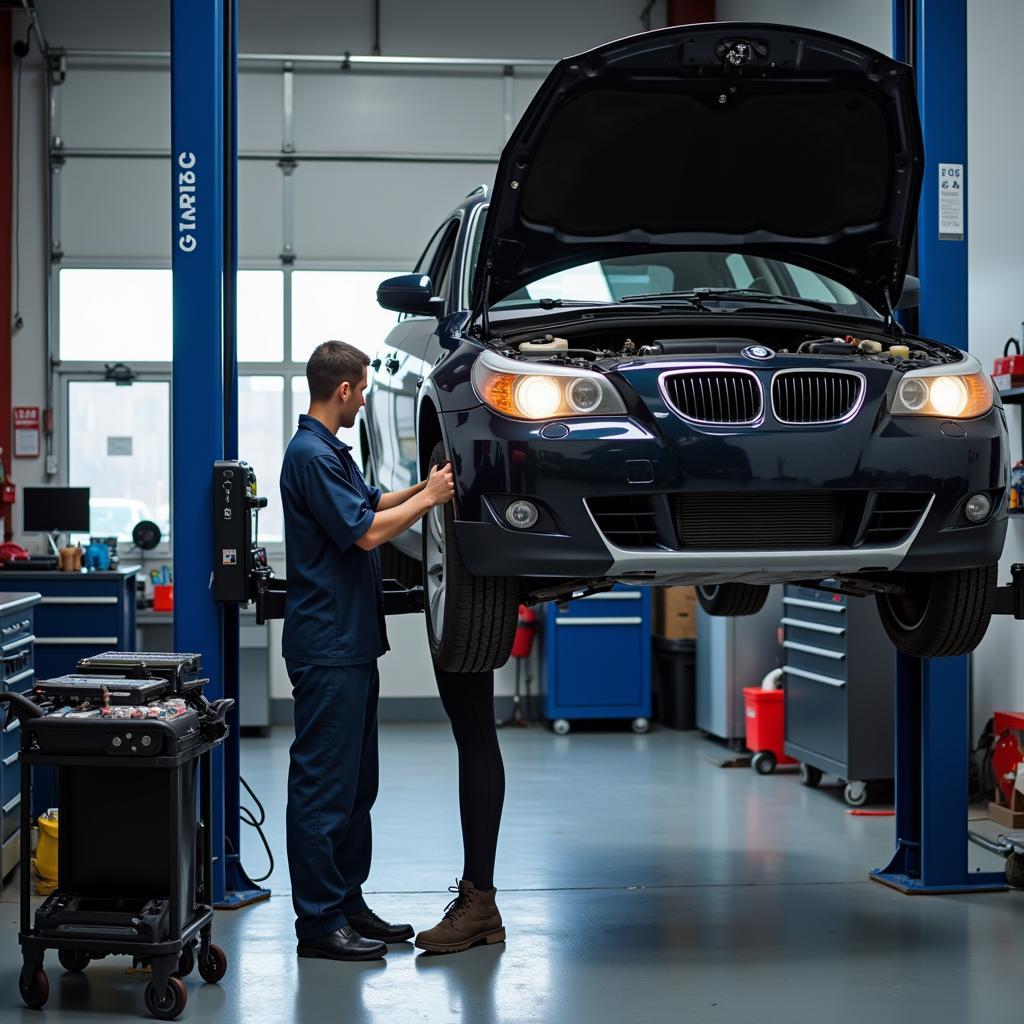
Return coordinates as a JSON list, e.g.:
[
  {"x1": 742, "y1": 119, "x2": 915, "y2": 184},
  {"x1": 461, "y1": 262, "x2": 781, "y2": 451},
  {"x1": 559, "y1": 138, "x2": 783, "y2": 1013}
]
[
  {"x1": 873, "y1": 0, "x2": 1003, "y2": 893},
  {"x1": 171, "y1": 0, "x2": 226, "y2": 903}
]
